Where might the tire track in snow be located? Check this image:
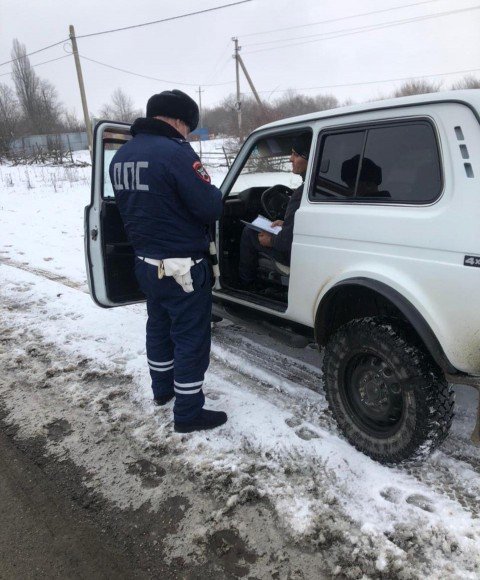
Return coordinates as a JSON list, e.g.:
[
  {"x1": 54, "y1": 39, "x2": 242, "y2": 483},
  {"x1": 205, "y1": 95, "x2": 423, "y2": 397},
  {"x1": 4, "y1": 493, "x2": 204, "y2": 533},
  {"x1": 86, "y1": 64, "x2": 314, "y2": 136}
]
[
  {"x1": 212, "y1": 323, "x2": 324, "y2": 394},
  {"x1": 0, "y1": 256, "x2": 87, "y2": 291}
]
